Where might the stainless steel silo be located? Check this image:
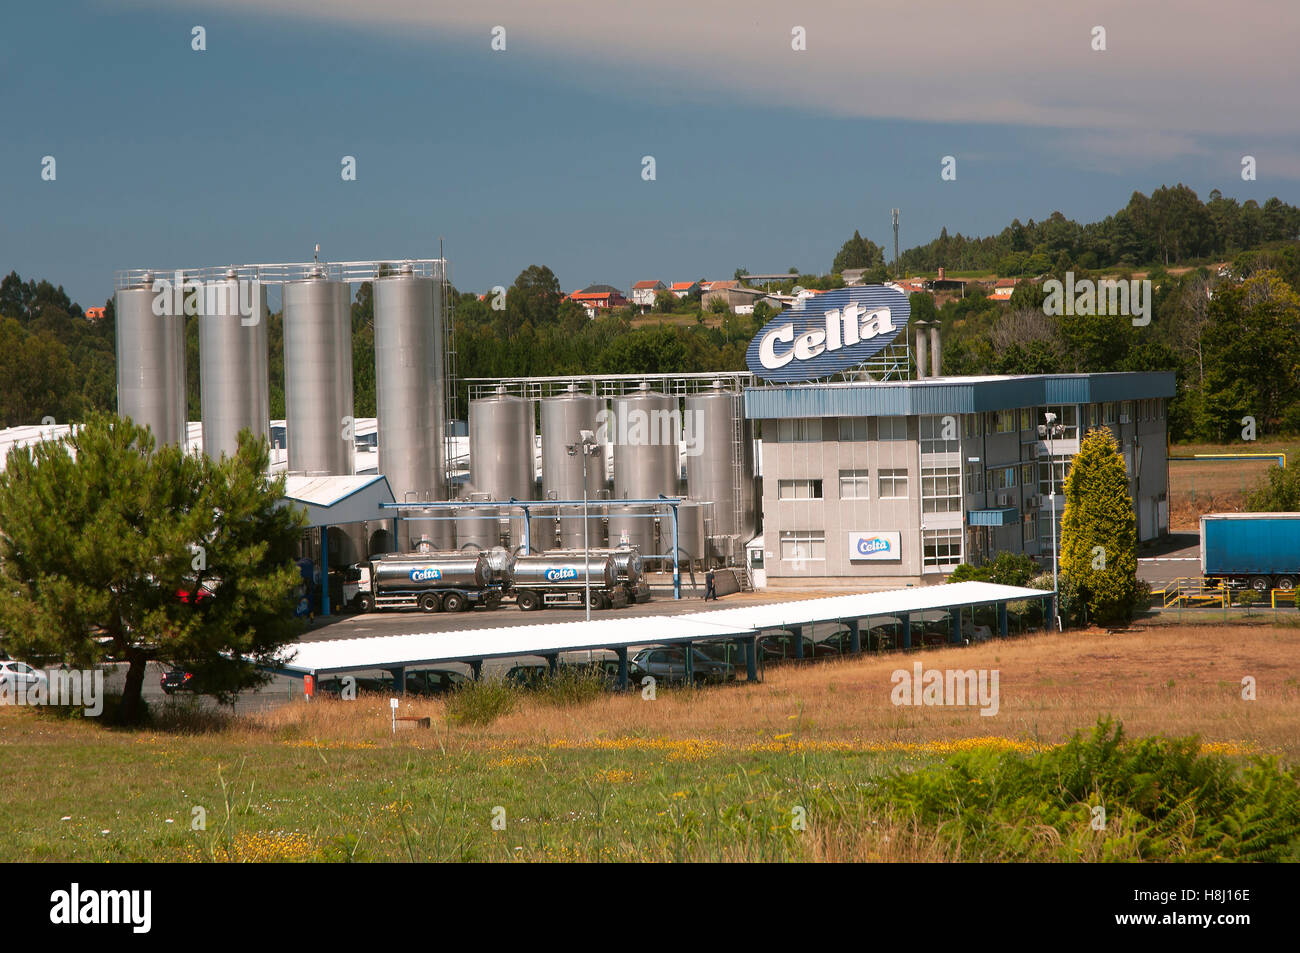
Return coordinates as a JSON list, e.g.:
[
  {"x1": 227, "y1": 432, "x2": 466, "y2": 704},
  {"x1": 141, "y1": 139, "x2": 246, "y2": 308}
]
[
  {"x1": 374, "y1": 269, "x2": 447, "y2": 551},
  {"x1": 540, "y1": 385, "x2": 605, "y2": 548},
  {"x1": 686, "y1": 383, "x2": 756, "y2": 562},
  {"x1": 283, "y1": 274, "x2": 354, "y2": 475},
  {"x1": 455, "y1": 491, "x2": 500, "y2": 552},
  {"x1": 115, "y1": 277, "x2": 187, "y2": 446},
  {"x1": 199, "y1": 274, "x2": 269, "y2": 460},
  {"x1": 610, "y1": 385, "x2": 678, "y2": 555},
  {"x1": 668, "y1": 501, "x2": 706, "y2": 565},
  {"x1": 467, "y1": 389, "x2": 534, "y2": 548}
]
